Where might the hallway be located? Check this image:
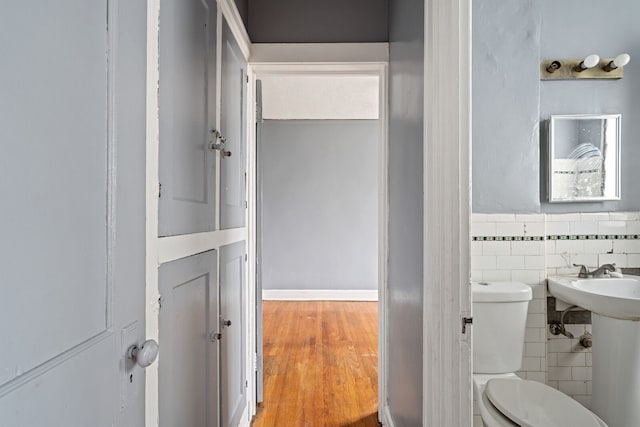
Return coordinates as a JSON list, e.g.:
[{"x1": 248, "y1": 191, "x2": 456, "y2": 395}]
[{"x1": 252, "y1": 301, "x2": 379, "y2": 427}]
